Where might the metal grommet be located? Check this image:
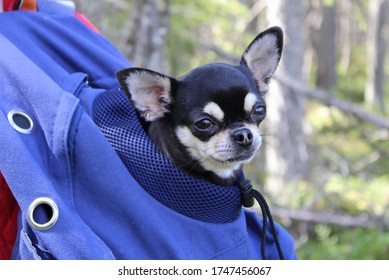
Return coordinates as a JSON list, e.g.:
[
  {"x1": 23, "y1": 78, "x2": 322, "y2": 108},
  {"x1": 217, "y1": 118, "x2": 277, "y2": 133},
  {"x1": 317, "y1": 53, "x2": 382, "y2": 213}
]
[
  {"x1": 7, "y1": 110, "x2": 35, "y2": 134},
  {"x1": 27, "y1": 198, "x2": 59, "y2": 231}
]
